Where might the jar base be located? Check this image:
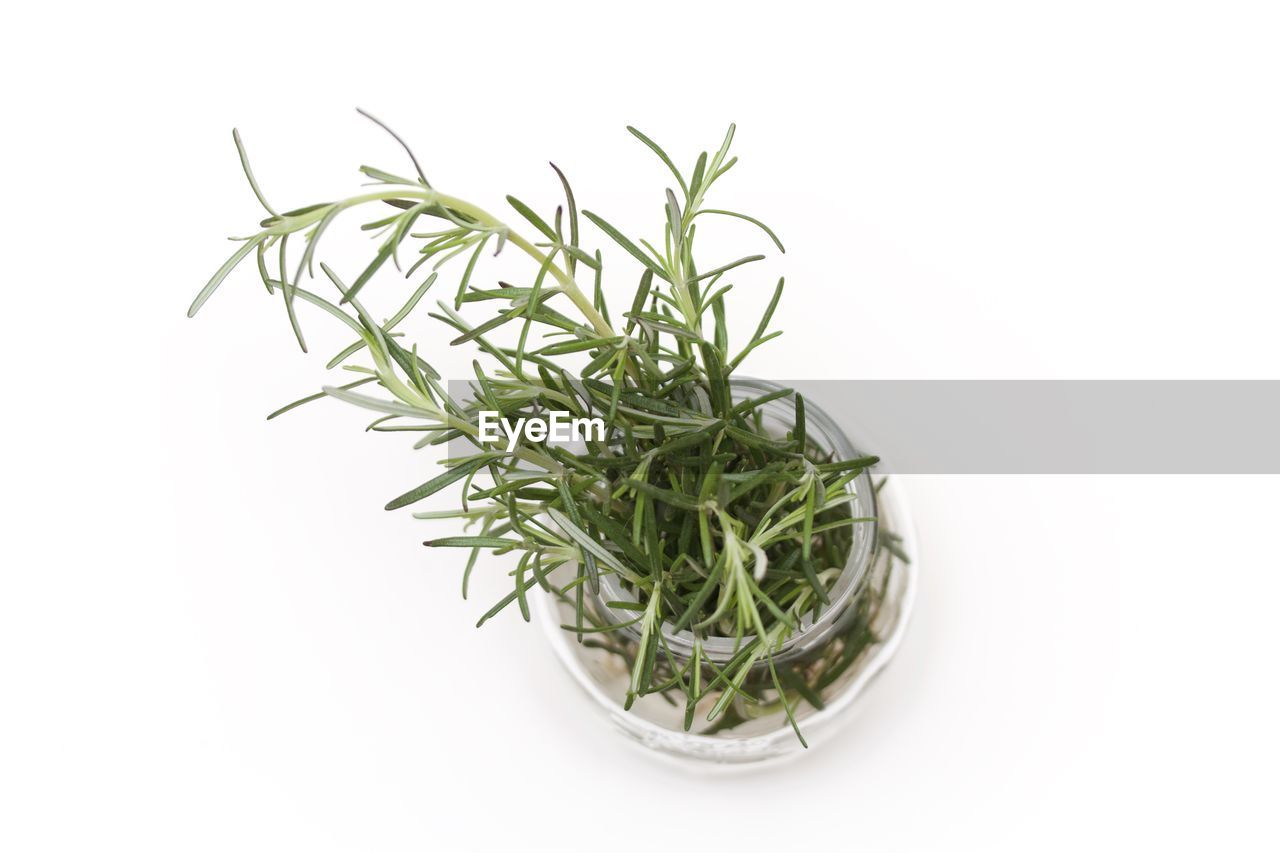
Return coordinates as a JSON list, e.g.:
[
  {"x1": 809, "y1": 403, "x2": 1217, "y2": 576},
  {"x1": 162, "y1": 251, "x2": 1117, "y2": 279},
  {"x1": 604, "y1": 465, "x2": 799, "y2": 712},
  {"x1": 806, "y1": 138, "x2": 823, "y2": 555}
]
[{"x1": 536, "y1": 477, "x2": 918, "y2": 765}]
